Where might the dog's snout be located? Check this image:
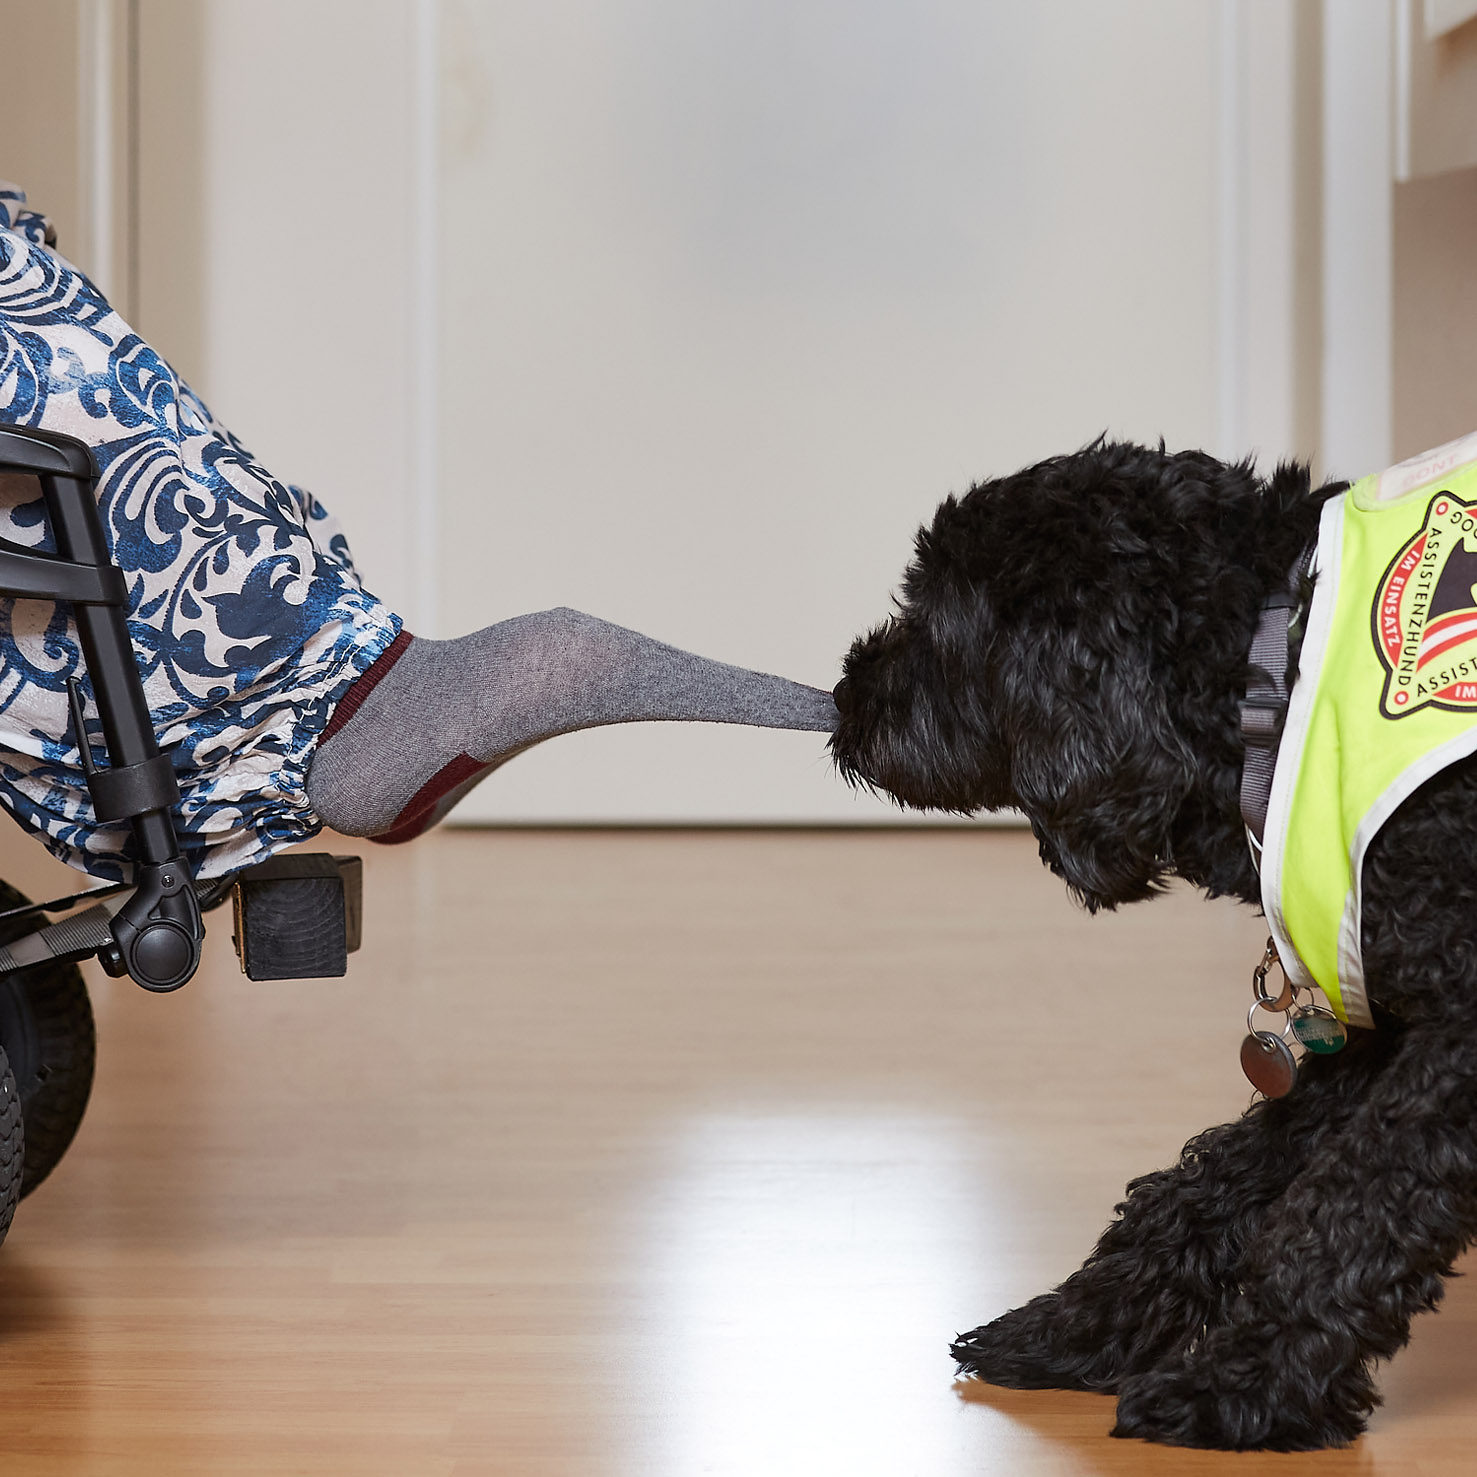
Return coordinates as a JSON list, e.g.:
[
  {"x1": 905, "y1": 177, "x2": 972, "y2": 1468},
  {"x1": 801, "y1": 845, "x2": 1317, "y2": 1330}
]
[{"x1": 832, "y1": 676, "x2": 852, "y2": 714}]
